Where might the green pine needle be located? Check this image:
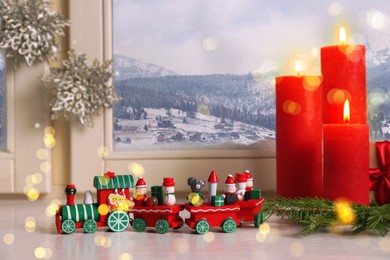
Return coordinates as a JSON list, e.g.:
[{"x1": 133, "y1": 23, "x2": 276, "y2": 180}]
[{"x1": 262, "y1": 197, "x2": 390, "y2": 236}]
